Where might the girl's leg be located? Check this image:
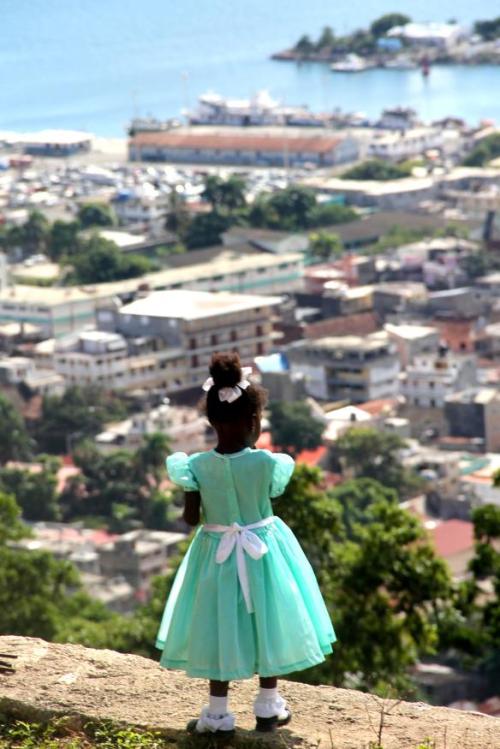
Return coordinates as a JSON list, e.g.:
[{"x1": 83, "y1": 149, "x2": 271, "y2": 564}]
[
  {"x1": 259, "y1": 676, "x2": 277, "y2": 689},
  {"x1": 254, "y1": 676, "x2": 291, "y2": 732},
  {"x1": 210, "y1": 679, "x2": 229, "y2": 697},
  {"x1": 188, "y1": 680, "x2": 234, "y2": 734}
]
